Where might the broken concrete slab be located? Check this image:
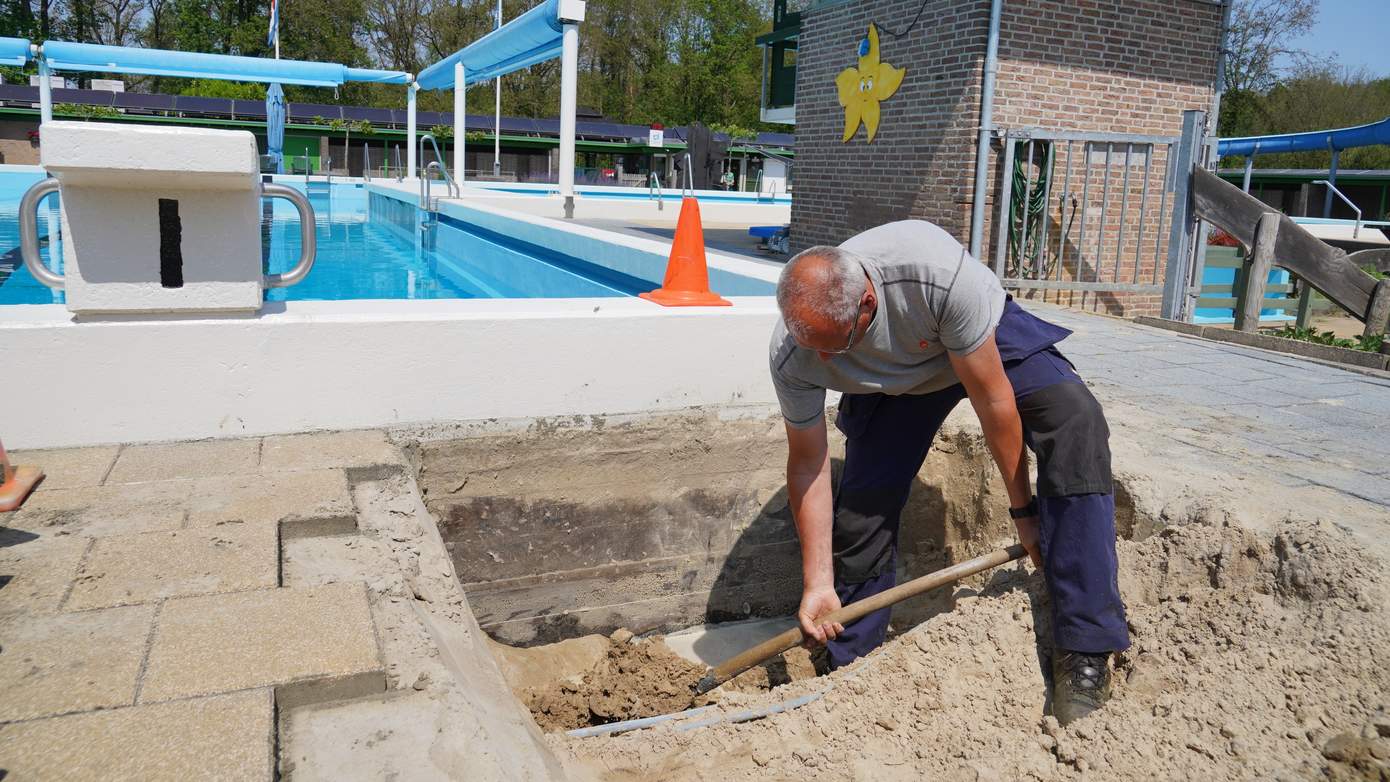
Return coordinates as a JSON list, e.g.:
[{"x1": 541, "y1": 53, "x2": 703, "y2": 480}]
[
  {"x1": 64, "y1": 523, "x2": 278, "y2": 611},
  {"x1": 0, "y1": 534, "x2": 88, "y2": 619},
  {"x1": 0, "y1": 604, "x2": 155, "y2": 722},
  {"x1": 0, "y1": 689, "x2": 273, "y2": 781},
  {"x1": 7, "y1": 479, "x2": 189, "y2": 538},
  {"x1": 106, "y1": 438, "x2": 261, "y2": 484},
  {"x1": 185, "y1": 469, "x2": 355, "y2": 534},
  {"x1": 139, "y1": 581, "x2": 383, "y2": 703},
  {"x1": 5, "y1": 445, "x2": 120, "y2": 490},
  {"x1": 259, "y1": 430, "x2": 404, "y2": 473}
]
